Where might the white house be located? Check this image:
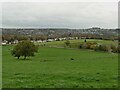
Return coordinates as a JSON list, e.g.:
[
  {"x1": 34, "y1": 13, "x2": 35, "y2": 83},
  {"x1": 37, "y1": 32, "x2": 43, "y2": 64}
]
[{"x1": 2, "y1": 42, "x2": 7, "y2": 45}]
